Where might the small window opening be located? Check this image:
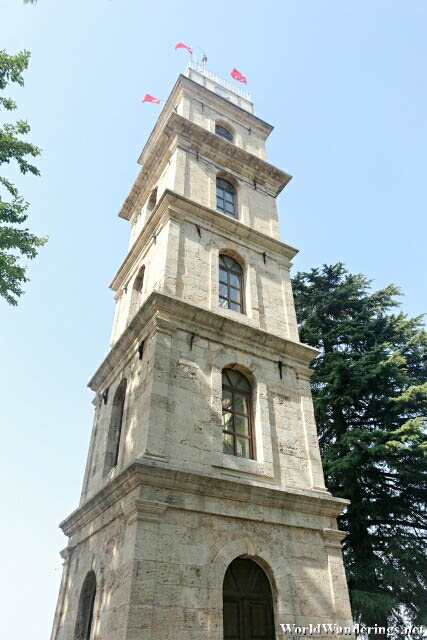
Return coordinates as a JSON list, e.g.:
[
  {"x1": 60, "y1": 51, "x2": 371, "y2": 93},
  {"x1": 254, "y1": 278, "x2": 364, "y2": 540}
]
[
  {"x1": 103, "y1": 378, "x2": 127, "y2": 475},
  {"x1": 134, "y1": 266, "x2": 145, "y2": 294},
  {"x1": 216, "y1": 178, "x2": 236, "y2": 218},
  {"x1": 147, "y1": 187, "x2": 157, "y2": 215},
  {"x1": 215, "y1": 124, "x2": 233, "y2": 142},
  {"x1": 129, "y1": 265, "x2": 145, "y2": 320},
  {"x1": 74, "y1": 571, "x2": 97, "y2": 640}
]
